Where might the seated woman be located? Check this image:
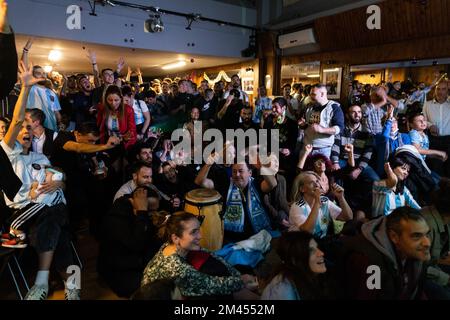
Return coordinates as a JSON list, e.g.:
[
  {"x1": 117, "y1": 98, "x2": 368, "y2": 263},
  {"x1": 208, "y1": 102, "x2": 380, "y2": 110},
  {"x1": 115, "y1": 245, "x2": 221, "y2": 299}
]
[
  {"x1": 372, "y1": 156, "x2": 420, "y2": 218},
  {"x1": 261, "y1": 231, "x2": 334, "y2": 300},
  {"x1": 297, "y1": 144, "x2": 354, "y2": 200},
  {"x1": 141, "y1": 212, "x2": 258, "y2": 299},
  {"x1": 288, "y1": 171, "x2": 353, "y2": 238}
]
